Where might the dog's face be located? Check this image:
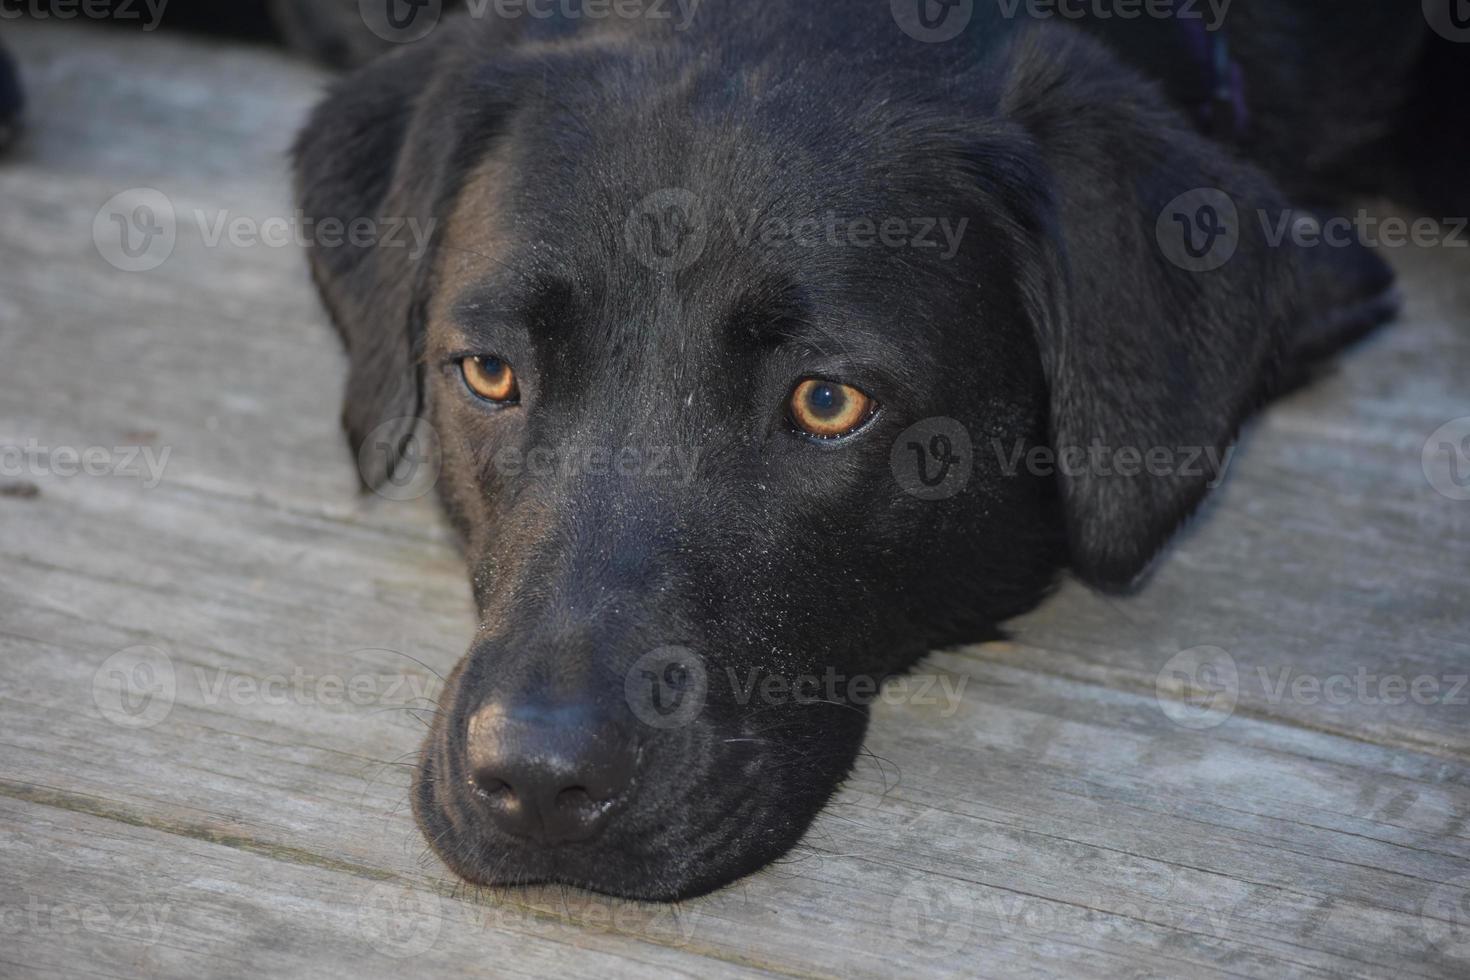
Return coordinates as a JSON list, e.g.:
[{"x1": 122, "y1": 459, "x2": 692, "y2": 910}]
[
  {"x1": 405, "y1": 67, "x2": 1067, "y2": 897},
  {"x1": 295, "y1": 9, "x2": 1391, "y2": 899}
]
